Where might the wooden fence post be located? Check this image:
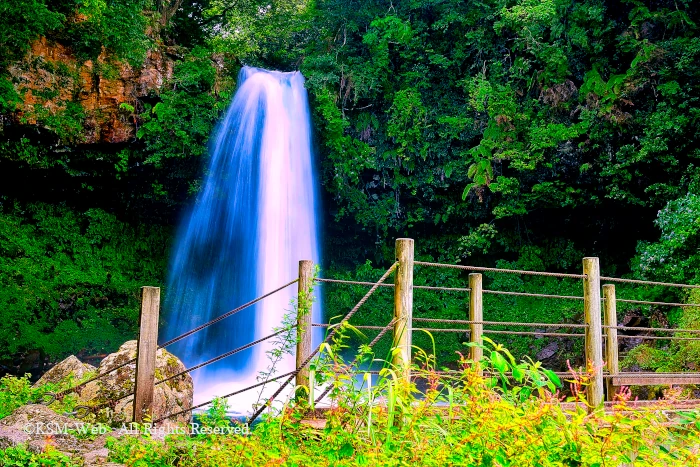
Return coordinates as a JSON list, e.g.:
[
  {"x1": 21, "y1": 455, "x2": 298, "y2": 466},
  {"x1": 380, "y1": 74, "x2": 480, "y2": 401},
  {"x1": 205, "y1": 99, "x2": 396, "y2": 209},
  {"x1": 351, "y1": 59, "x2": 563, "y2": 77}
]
[
  {"x1": 603, "y1": 284, "x2": 619, "y2": 401},
  {"x1": 583, "y1": 258, "x2": 604, "y2": 409},
  {"x1": 134, "y1": 286, "x2": 160, "y2": 423},
  {"x1": 393, "y1": 238, "x2": 414, "y2": 384},
  {"x1": 469, "y1": 273, "x2": 484, "y2": 375},
  {"x1": 296, "y1": 260, "x2": 313, "y2": 390}
]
